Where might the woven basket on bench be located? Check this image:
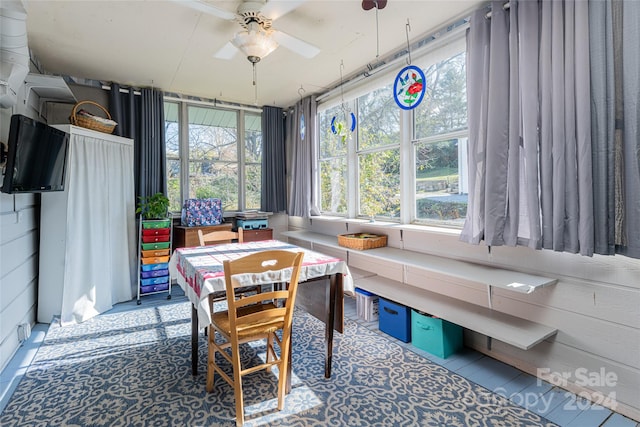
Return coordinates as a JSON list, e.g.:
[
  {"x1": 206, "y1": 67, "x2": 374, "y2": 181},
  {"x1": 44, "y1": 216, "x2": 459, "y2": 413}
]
[
  {"x1": 338, "y1": 233, "x2": 387, "y2": 250},
  {"x1": 70, "y1": 101, "x2": 116, "y2": 134}
]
